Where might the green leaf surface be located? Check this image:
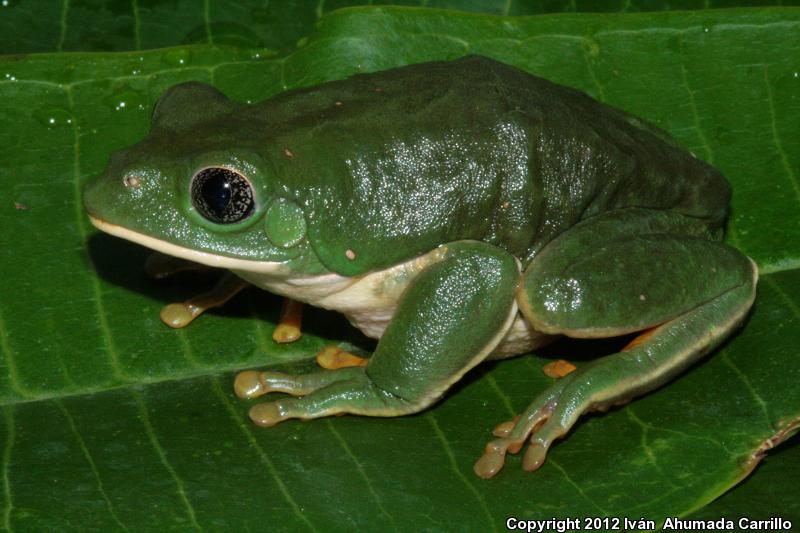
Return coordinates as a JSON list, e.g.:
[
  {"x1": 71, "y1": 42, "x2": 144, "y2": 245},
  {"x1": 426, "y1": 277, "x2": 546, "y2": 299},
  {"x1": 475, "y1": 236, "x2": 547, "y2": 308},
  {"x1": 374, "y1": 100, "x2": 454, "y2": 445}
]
[
  {"x1": 689, "y1": 438, "x2": 800, "y2": 523},
  {"x1": 1, "y1": 6, "x2": 799, "y2": 530},
  {"x1": 3, "y1": 0, "x2": 800, "y2": 54}
]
